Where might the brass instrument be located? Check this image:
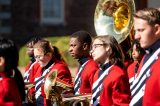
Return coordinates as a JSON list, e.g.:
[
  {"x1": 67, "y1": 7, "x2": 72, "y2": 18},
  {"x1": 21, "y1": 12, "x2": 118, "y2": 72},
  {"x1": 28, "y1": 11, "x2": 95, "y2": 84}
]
[
  {"x1": 25, "y1": 82, "x2": 35, "y2": 90},
  {"x1": 44, "y1": 70, "x2": 73, "y2": 106},
  {"x1": 44, "y1": 70, "x2": 91, "y2": 106},
  {"x1": 25, "y1": 82, "x2": 36, "y2": 104},
  {"x1": 62, "y1": 94, "x2": 91, "y2": 106},
  {"x1": 94, "y1": 0, "x2": 135, "y2": 44}
]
